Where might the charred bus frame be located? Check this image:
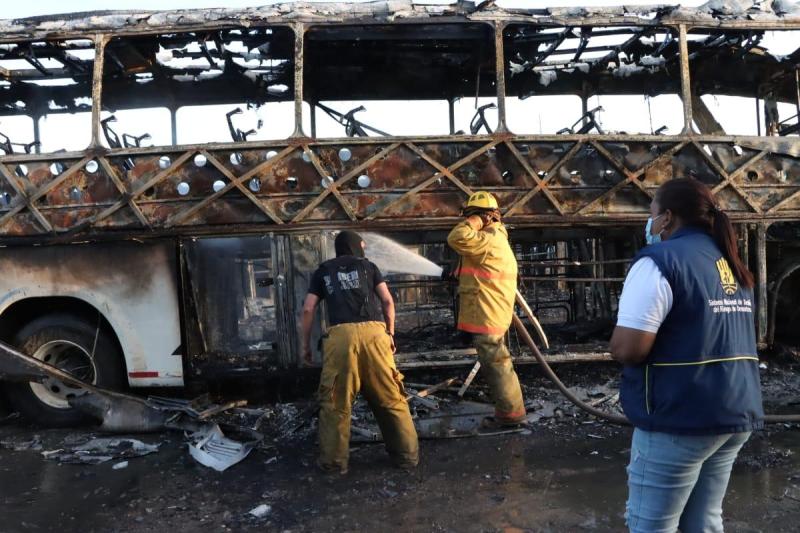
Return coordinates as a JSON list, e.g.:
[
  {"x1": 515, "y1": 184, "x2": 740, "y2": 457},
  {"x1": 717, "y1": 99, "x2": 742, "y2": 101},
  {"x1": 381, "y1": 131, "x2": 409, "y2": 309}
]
[{"x1": 0, "y1": 2, "x2": 798, "y2": 401}]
